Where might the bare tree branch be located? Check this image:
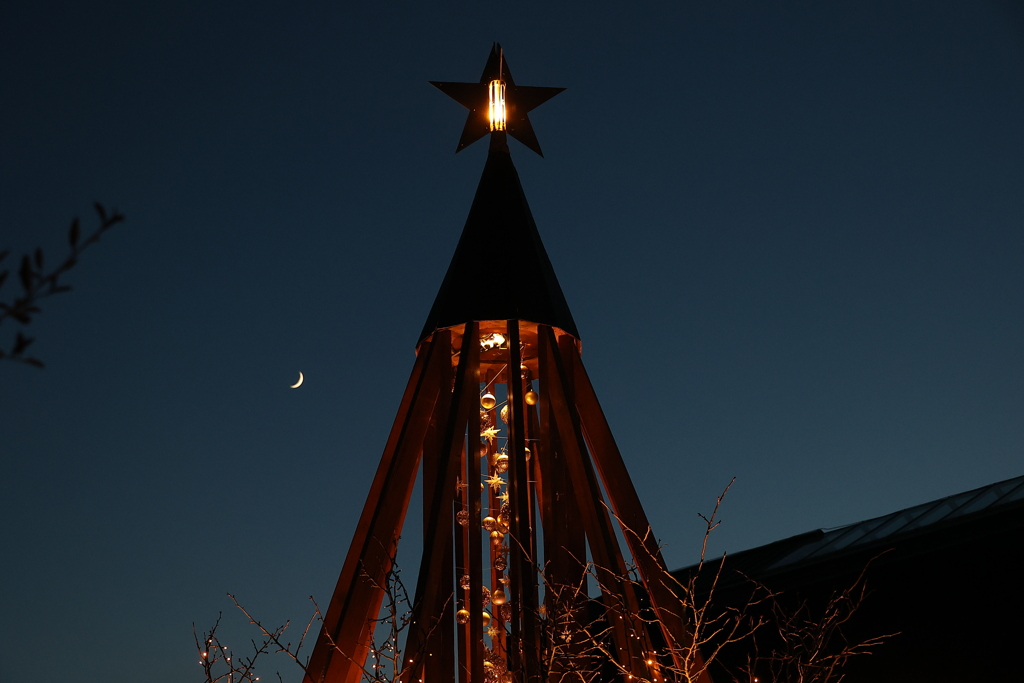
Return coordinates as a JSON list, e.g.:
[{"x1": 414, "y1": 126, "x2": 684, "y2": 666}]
[{"x1": 1, "y1": 203, "x2": 125, "y2": 367}]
